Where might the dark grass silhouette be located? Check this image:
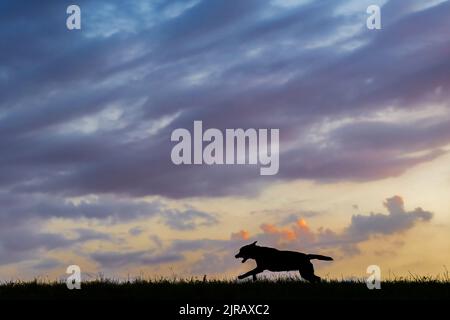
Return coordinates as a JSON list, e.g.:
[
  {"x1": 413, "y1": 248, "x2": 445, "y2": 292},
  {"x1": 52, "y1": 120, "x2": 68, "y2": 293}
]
[
  {"x1": 235, "y1": 241, "x2": 333, "y2": 282},
  {"x1": 0, "y1": 277, "x2": 449, "y2": 300}
]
